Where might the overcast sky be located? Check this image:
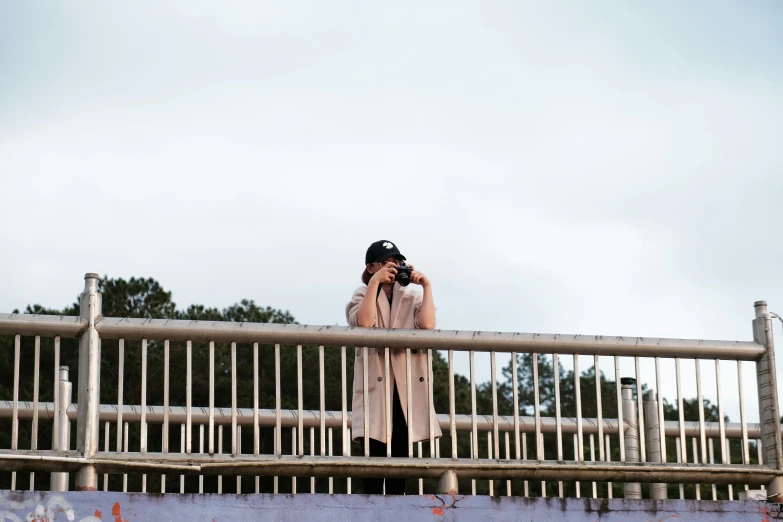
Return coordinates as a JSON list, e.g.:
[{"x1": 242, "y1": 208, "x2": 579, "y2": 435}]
[{"x1": 1, "y1": 2, "x2": 782, "y2": 426}]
